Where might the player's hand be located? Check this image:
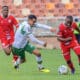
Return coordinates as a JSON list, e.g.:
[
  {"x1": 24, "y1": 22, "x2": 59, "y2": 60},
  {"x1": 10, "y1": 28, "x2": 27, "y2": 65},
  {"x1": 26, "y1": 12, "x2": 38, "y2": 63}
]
[
  {"x1": 57, "y1": 37, "x2": 72, "y2": 42},
  {"x1": 53, "y1": 34, "x2": 61, "y2": 37},
  {"x1": 50, "y1": 28, "x2": 56, "y2": 32},
  {"x1": 43, "y1": 42, "x2": 47, "y2": 47}
]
